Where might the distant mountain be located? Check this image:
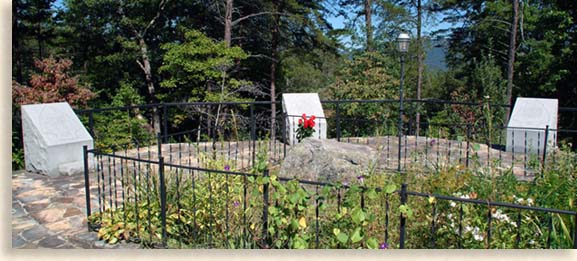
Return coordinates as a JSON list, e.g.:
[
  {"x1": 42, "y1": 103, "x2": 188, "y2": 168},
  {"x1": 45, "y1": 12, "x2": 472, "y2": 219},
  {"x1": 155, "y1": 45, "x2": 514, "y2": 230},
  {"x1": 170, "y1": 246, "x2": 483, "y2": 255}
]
[{"x1": 424, "y1": 38, "x2": 447, "y2": 71}]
